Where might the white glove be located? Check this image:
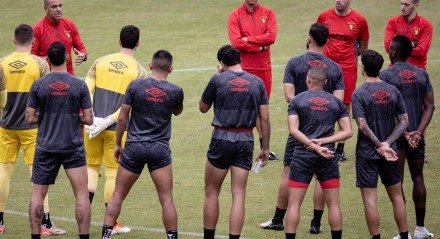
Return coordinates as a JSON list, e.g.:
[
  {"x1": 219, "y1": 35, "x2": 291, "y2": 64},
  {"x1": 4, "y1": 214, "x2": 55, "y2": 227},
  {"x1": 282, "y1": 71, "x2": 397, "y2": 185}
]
[{"x1": 85, "y1": 116, "x2": 115, "y2": 139}]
